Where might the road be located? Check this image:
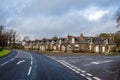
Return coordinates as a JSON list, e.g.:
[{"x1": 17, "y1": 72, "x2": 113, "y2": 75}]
[
  {"x1": 0, "y1": 50, "x2": 88, "y2": 80},
  {"x1": 49, "y1": 54, "x2": 120, "y2": 80}
]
